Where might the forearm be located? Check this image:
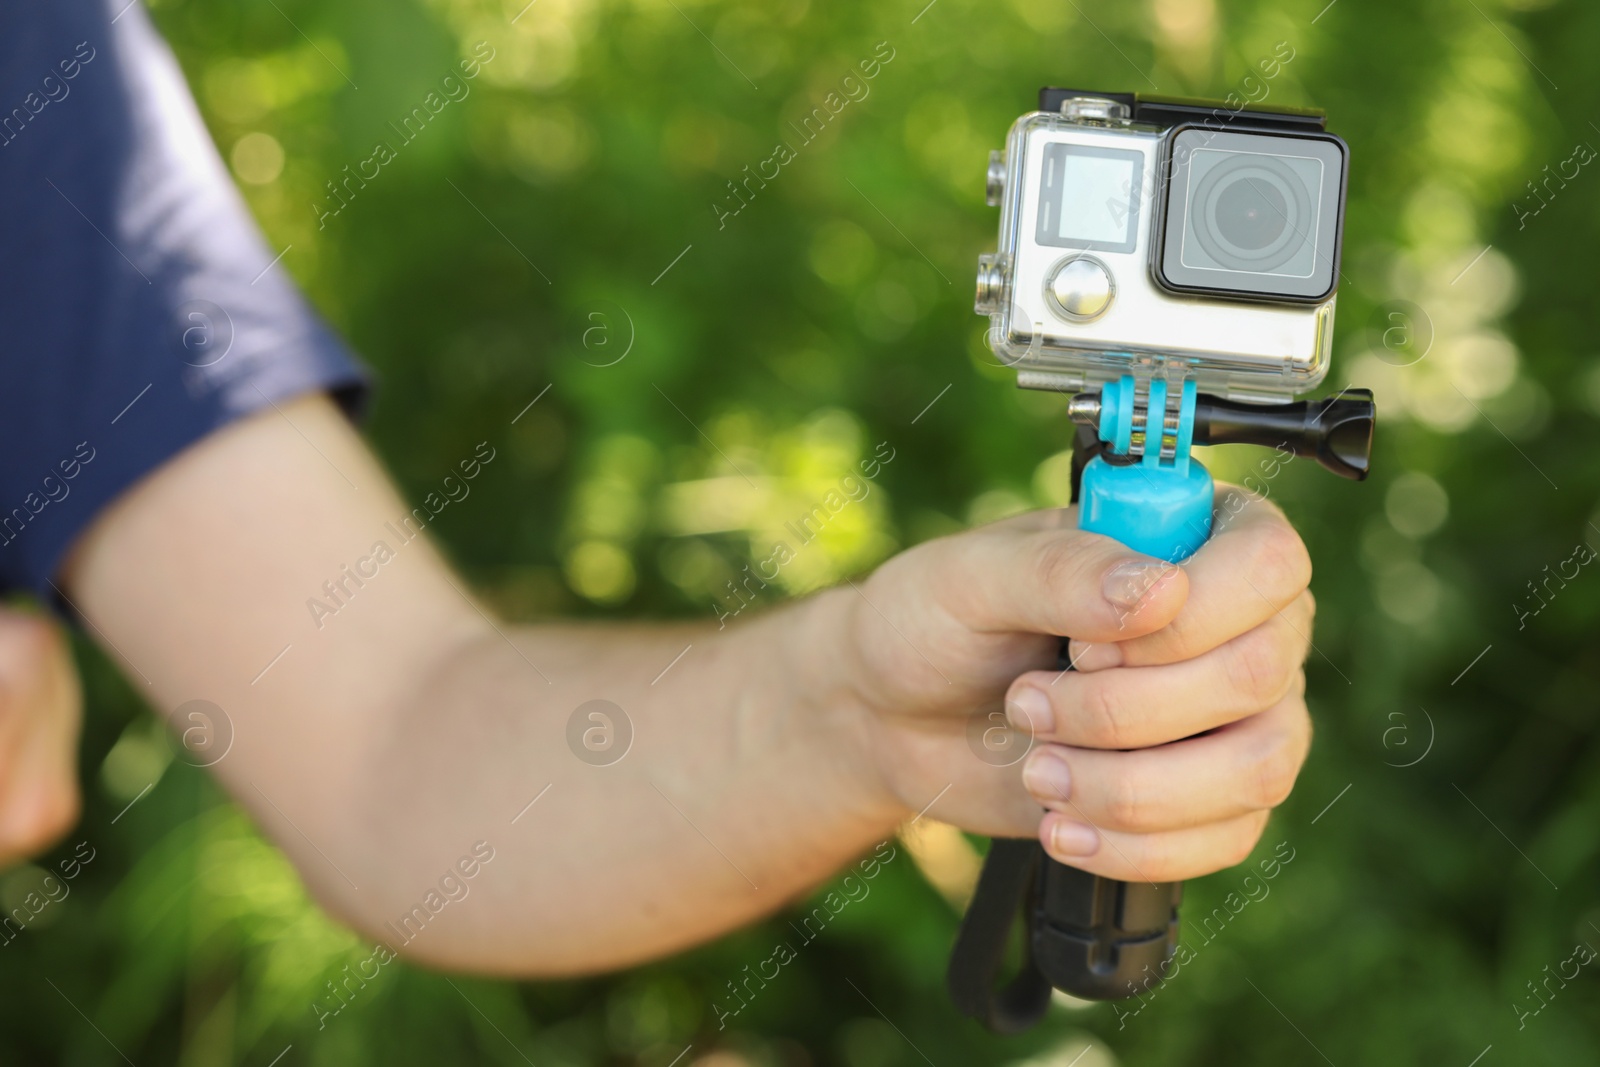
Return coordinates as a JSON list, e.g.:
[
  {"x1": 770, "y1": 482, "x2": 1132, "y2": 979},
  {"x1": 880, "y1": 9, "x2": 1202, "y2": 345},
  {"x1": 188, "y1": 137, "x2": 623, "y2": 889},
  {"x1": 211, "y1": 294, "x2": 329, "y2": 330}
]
[
  {"x1": 342, "y1": 586, "x2": 909, "y2": 974},
  {"x1": 61, "y1": 396, "x2": 908, "y2": 975}
]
